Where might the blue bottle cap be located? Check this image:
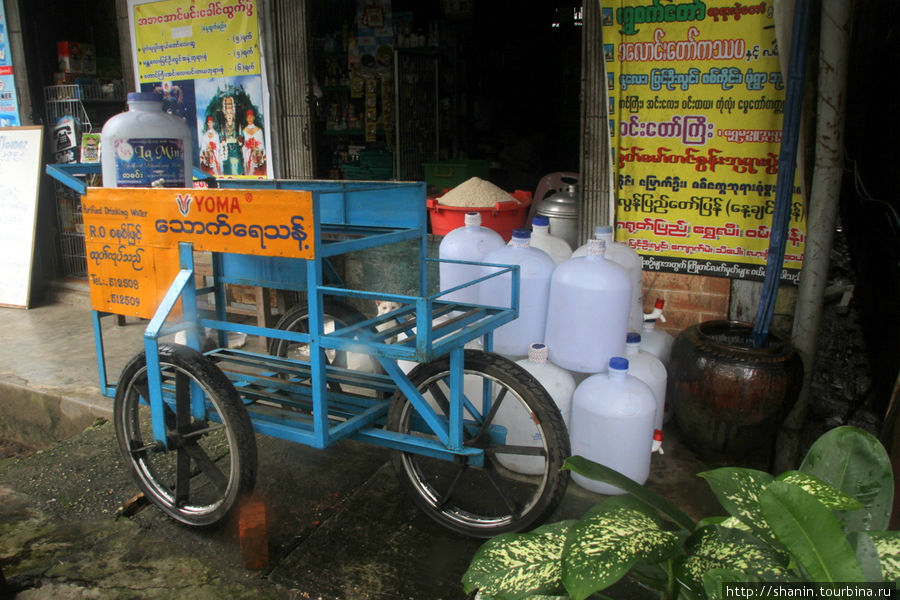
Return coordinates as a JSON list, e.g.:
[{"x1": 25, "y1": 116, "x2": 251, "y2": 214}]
[
  {"x1": 532, "y1": 215, "x2": 550, "y2": 227},
  {"x1": 512, "y1": 228, "x2": 531, "y2": 239},
  {"x1": 609, "y1": 356, "x2": 629, "y2": 371},
  {"x1": 594, "y1": 225, "x2": 613, "y2": 235},
  {"x1": 626, "y1": 332, "x2": 641, "y2": 344}
]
